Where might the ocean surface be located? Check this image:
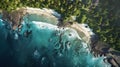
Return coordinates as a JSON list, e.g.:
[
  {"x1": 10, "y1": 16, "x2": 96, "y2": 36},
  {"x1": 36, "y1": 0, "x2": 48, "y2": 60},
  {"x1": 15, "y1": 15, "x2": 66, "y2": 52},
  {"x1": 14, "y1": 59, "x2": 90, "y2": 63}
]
[{"x1": 0, "y1": 9, "x2": 111, "y2": 67}]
